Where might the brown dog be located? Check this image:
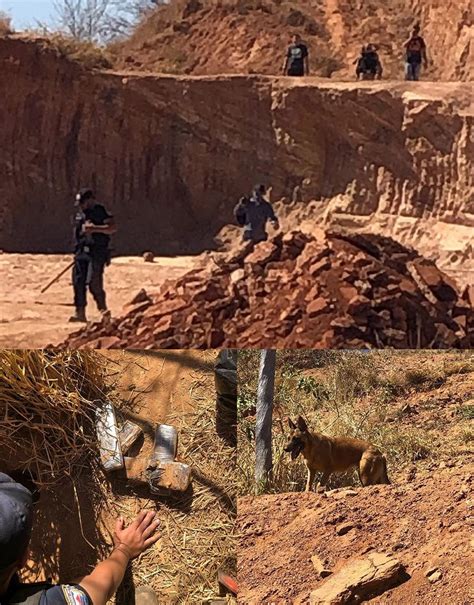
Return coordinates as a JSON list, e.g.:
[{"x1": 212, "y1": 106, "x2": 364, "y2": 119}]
[{"x1": 284, "y1": 416, "x2": 390, "y2": 491}]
